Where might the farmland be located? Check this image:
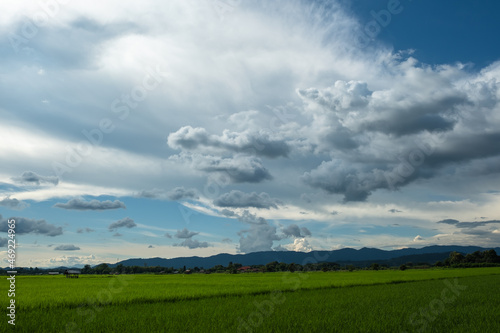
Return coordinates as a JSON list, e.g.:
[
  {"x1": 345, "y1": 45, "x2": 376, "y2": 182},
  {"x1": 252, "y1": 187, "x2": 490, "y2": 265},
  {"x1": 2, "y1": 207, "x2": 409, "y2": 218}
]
[{"x1": 4, "y1": 267, "x2": 500, "y2": 332}]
